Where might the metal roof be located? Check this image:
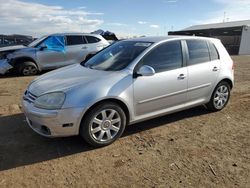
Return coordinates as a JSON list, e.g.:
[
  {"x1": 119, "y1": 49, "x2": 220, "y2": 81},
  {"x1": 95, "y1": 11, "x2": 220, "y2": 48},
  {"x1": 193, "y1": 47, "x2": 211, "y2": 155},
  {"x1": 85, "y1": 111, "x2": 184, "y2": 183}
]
[{"x1": 182, "y1": 20, "x2": 250, "y2": 31}]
